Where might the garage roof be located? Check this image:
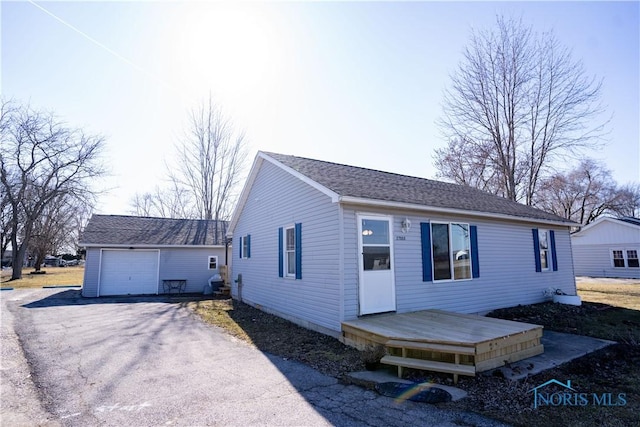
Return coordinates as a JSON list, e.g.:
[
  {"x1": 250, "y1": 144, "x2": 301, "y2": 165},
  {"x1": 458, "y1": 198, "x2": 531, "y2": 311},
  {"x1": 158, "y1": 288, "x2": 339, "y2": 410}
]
[{"x1": 80, "y1": 215, "x2": 228, "y2": 247}]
